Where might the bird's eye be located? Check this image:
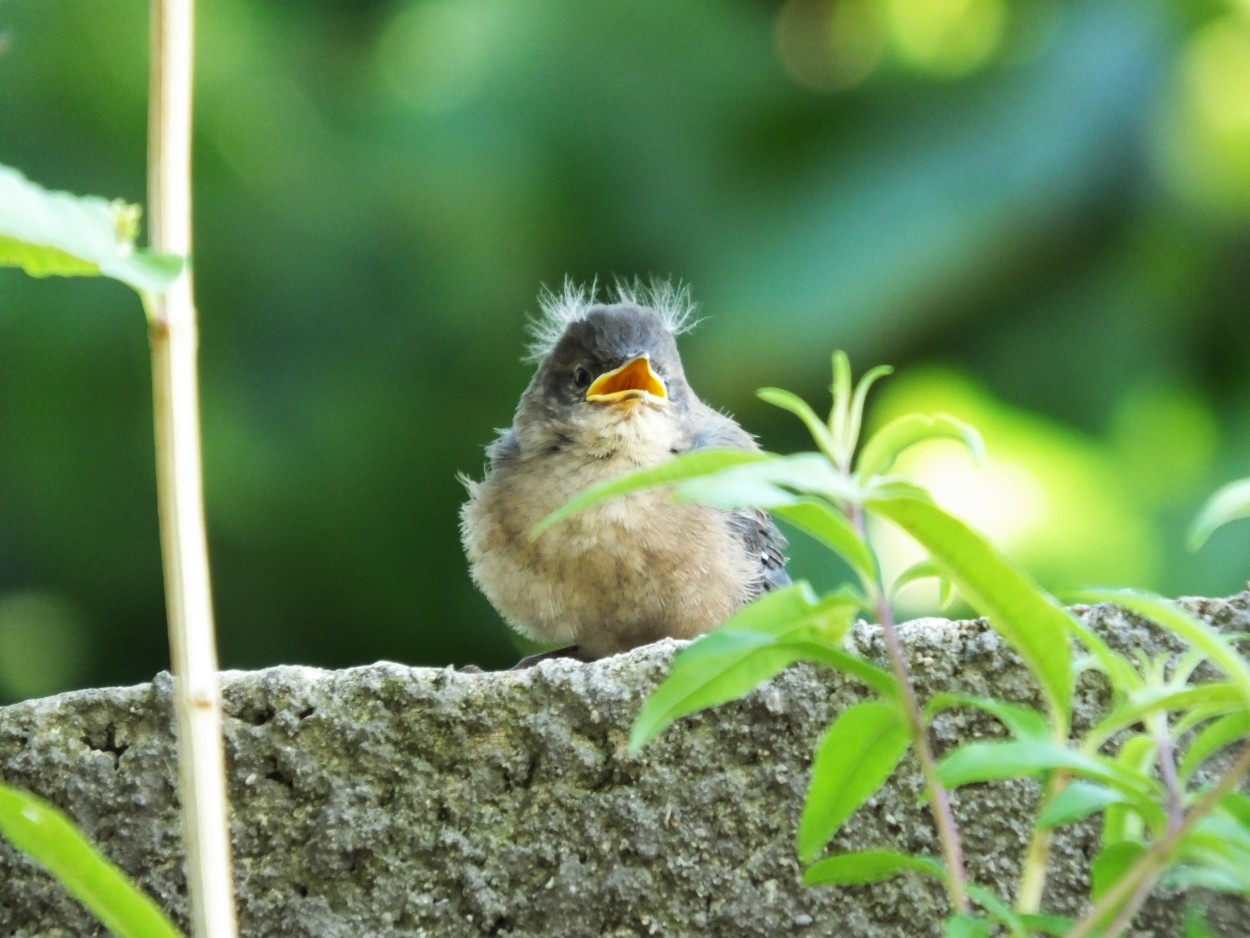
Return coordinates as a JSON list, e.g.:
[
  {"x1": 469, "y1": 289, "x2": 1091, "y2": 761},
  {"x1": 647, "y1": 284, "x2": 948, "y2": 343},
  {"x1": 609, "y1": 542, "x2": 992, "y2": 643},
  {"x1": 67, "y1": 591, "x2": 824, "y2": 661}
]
[{"x1": 572, "y1": 366, "x2": 593, "y2": 390}]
